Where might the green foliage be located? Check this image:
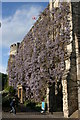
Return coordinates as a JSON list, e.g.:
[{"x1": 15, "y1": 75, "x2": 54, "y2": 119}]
[
  {"x1": 24, "y1": 100, "x2": 41, "y2": 111},
  {"x1": 4, "y1": 76, "x2": 9, "y2": 89},
  {"x1": 5, "y1": 86, "x2": 16, "y2": 95},
  {"x1": 24, "y1": 100, "x2": 36, "y2": 108},
  {"x1": 2, "y1": 93, "x2": 10, "y2": 107},
  {"x1": 2, "y1": 91, "x2": 19, "y2": 109},
  {"x1": 24, "y1": 100, "x2": 48, "y2": 112},
  {"x1": 0, "y1": 72, "x2": 8, "y2": 90}
]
